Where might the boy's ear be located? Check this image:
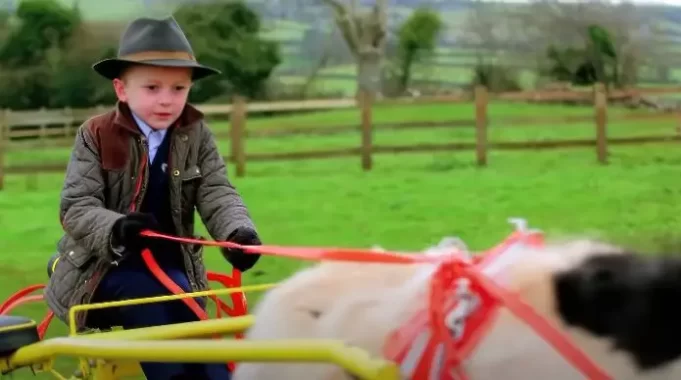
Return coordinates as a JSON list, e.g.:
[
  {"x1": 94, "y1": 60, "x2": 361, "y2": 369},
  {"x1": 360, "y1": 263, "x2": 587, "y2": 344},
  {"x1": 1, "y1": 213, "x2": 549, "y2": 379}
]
[{"x1": 112, "y1": 78, "x2": 128, "y2": 102}]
